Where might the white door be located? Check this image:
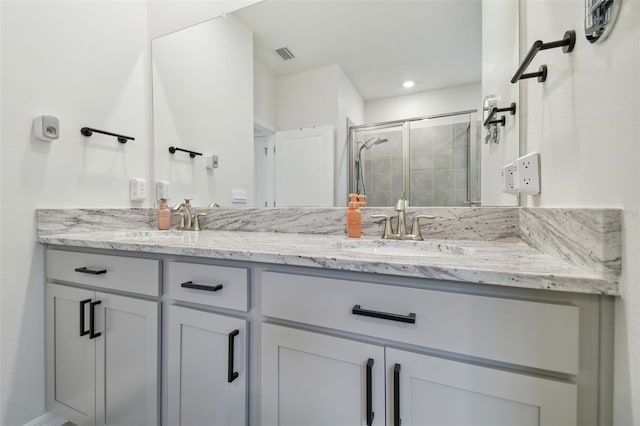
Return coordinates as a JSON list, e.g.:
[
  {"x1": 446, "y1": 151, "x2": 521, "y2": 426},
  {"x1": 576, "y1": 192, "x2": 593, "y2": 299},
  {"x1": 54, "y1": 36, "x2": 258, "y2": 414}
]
[
  {"x1": 167, "y1": 306, "x2": 247, "y2": 426},
  {"x1": 46, "y1": 283, "x2": 96, "y2": 426},
  {"x1": 94, "y1": 292, "x2": 160, "y2": 426},
  {"x1": 274, "y1": 125, "x2": 334, "y2": 206},
  {"x1": 386, "y1": 348, "x2": 577, "y2": 426},
  {"x1": 255, "y1": 131, "x2": 275, "y2": 208},
  {"x1": 261, "y1": 323, "x2": 385, "y2": 426}
]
